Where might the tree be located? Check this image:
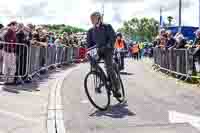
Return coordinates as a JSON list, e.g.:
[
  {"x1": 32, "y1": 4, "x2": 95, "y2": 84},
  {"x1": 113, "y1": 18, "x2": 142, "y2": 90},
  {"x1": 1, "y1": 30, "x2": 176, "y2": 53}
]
[
  {"x1": 167, "y1": 16, "x2": 173, "y2": 26},
  {"x1": 118, "y1": 17, "x2": 159, "y2": 42},
  {"x1": 44, "y1": 24, "x2": 86, "y2": 34}
]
